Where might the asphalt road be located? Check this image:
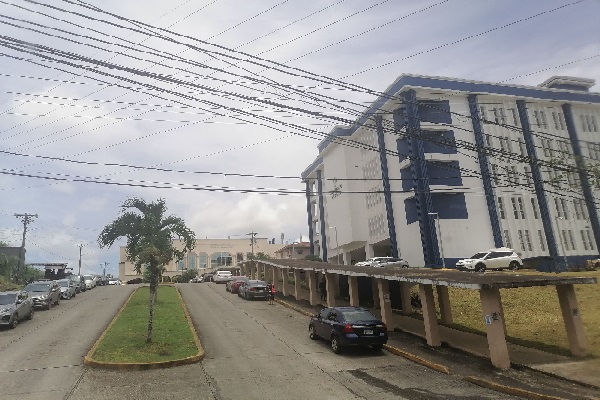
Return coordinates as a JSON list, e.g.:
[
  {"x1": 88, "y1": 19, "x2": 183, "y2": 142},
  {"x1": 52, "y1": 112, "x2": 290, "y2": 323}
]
[
  {"x1": 0, "y1": 283, "x2": 521, "y2": 400},
  {"x1": 178, "y1": 282, "x2": 518, "y2": 400},
  {"x1": 0, "y1": 285, "x2": 135, "y2": 400}
]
